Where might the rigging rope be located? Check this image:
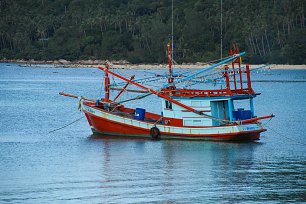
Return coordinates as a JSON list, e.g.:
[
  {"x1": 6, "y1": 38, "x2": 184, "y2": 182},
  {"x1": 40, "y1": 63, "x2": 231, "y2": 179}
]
[
  {"x1": 263, "y1": 123, "x2": 306, "y2": 147},
  {"x1": 48, "y1": 116, "x2": 85, "y2": 133},
  {"x1": 117, "y1": 93, "x2": 153, "y2": 104}
]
